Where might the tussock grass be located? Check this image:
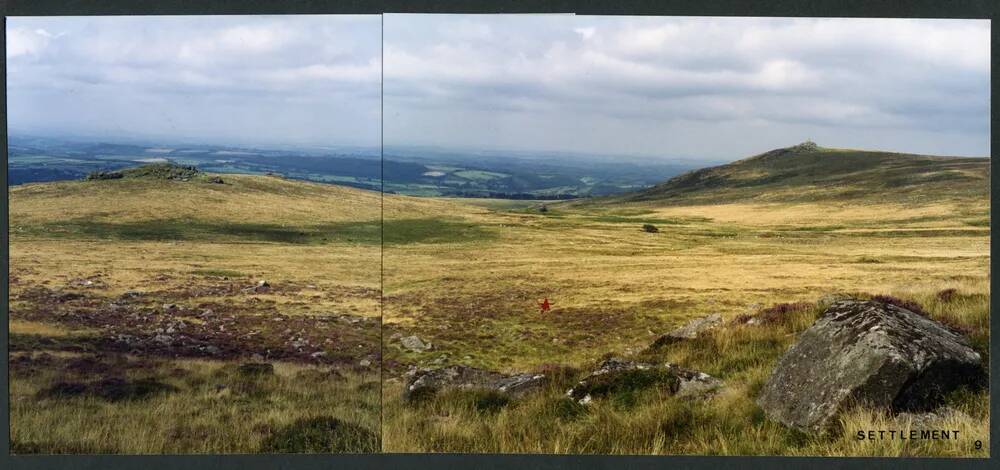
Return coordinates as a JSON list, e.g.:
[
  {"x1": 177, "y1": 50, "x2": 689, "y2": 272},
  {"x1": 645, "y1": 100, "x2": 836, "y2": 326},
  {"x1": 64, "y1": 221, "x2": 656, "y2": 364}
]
[
  {"x1": 384, "y1": 289, "x2": 988, "y2": 455},
  {"x1": 10, "y1": 355, "x2": 379, "y2": 454}
]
